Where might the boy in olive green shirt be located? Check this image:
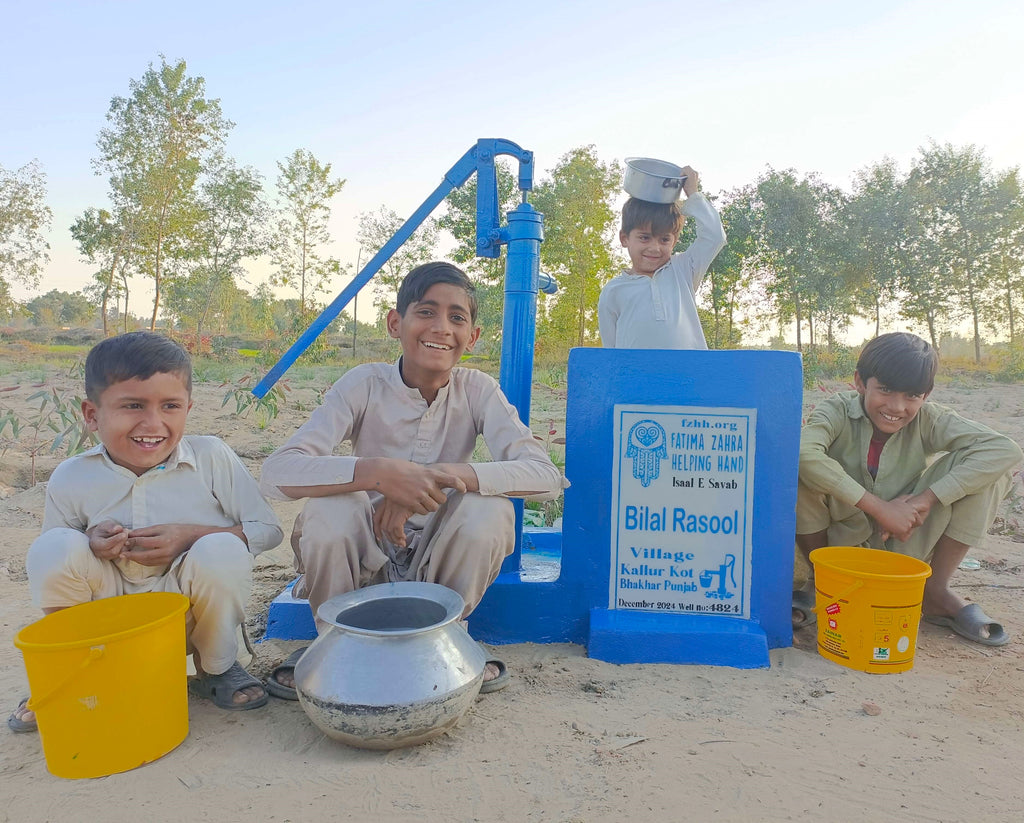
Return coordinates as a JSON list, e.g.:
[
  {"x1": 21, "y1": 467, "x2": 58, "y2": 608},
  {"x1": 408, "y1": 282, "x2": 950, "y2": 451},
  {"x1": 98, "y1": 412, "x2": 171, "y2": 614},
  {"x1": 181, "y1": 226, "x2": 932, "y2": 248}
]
[{"x1": 795, "y1": 333, "x2": 1021, "y2": 646}]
